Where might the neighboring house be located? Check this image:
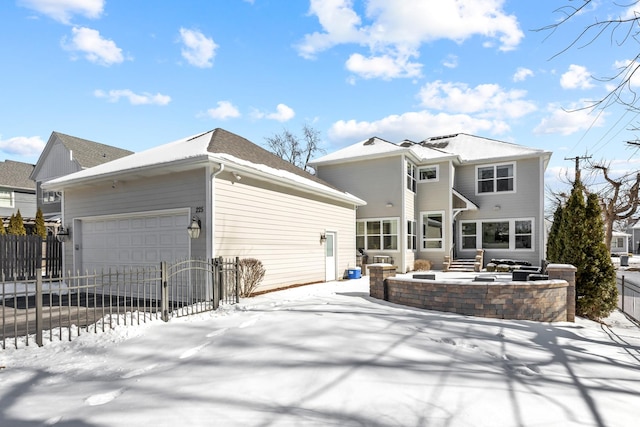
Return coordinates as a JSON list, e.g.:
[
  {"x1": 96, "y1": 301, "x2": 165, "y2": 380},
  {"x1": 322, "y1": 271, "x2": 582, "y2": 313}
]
[
  {"x1": 0, "y1": 160, "x2": 36, "y2": 220},
  {"x1": 30, "y1": 131, "x2": 133, "y2": 222},
  {"x1": 43, "y1": 128, "x2": 365, "y2": 292},
  {"x1": 310, "y1": 133, "x2": 551, "y2": 272},
  {"x1": 627, "y1": 222, "x2": 640, "y2": 254},
  {"x1": 611, "y1": 231, "x2": 631, "y2": 254}
]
